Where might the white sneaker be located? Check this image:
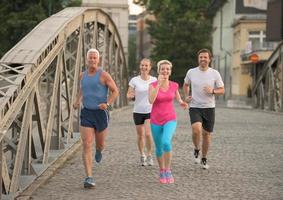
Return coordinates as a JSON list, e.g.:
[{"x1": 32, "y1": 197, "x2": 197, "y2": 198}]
[
  {"x1": 193, "y1": 149, "x2": 201, "y2": 164},
  {"x1": 147, "y1": 155, "x2": 154, "y2": 166},
  {"x1": 201, "y1": 158, "x2": 209, "y2": 169},
  {"x1": 141, "y1": 155, "x2": 147, "y2": 166}
]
